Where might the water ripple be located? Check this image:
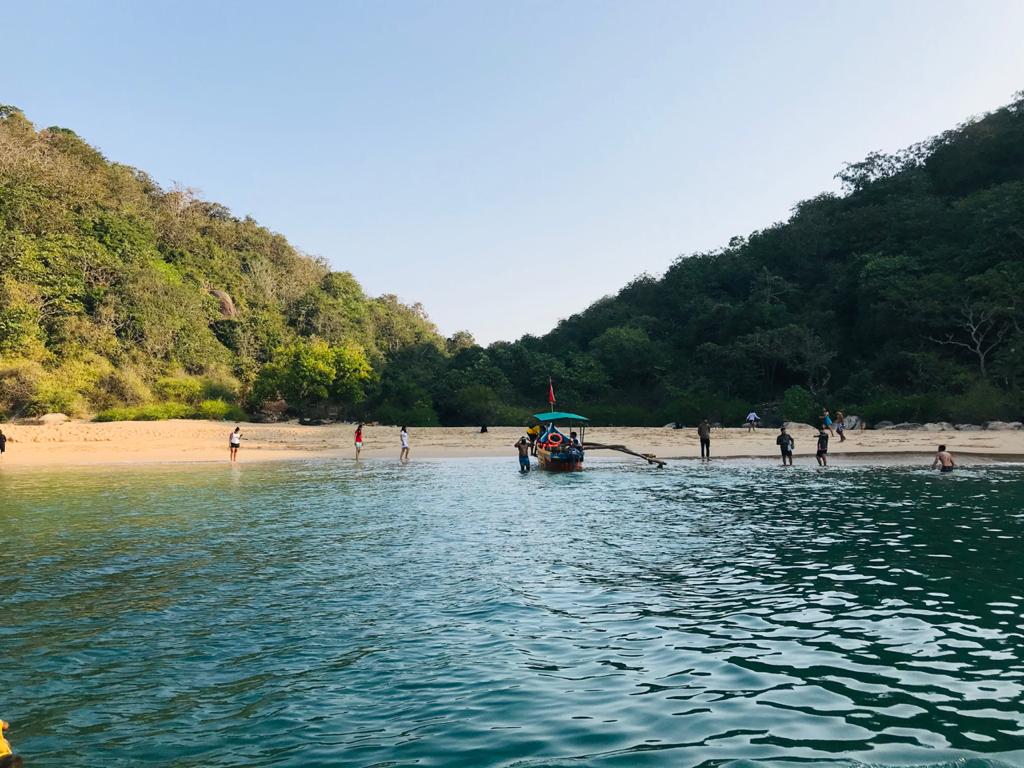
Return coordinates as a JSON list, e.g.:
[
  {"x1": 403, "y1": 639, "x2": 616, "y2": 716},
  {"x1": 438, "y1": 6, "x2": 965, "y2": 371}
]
[{"x1": 1, "y1": 460, "x2": 1023, "y2": 767}]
